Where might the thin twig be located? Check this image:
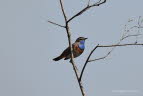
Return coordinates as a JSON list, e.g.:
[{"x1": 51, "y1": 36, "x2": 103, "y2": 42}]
[
  {"x1": 59, "y1": 0, "x2": 68, "y2": 21},
  {"x1": 94, "y1": 16, "x2": 143, "y2": 62},
  {"x1": 89, "y1": 35, "x2": 143, "y2": 62},
  {"x1": 79, "y1": 17, "x2": 143, "y2": 80},
  {"x1": 87, "y1": 0, "x2": 91, "y2": 6},
  {"x1": 48, "y1": 21, "x2": 65, "y2": 28},
  {"x1": 80, "y1": 42, "x2": 143, "y2": 80},
  {"x1": 121, "y1": 34, "x2": 142, "y2": 40},
  {"x1": 88, "y1": 43, "x2": 143, "y2": 62},
  {"x1": 136, "y1": 16, "x2": 142, "y2": 43},
  {"x1": 88, "y1": 53, "x2": 109, "y2": 62},
  {"x1": 79, "y1": 44, "x2": 99, "y2": 82},
  {"x1": 98, "y1": 43, "x2": 143, "y2": 47},
  {"x1": 91, "y1": 0, "x2": 106, "y2": 7},
  {"x1": 67, "y1": 0, "x2": 106, "y2": 23}
]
